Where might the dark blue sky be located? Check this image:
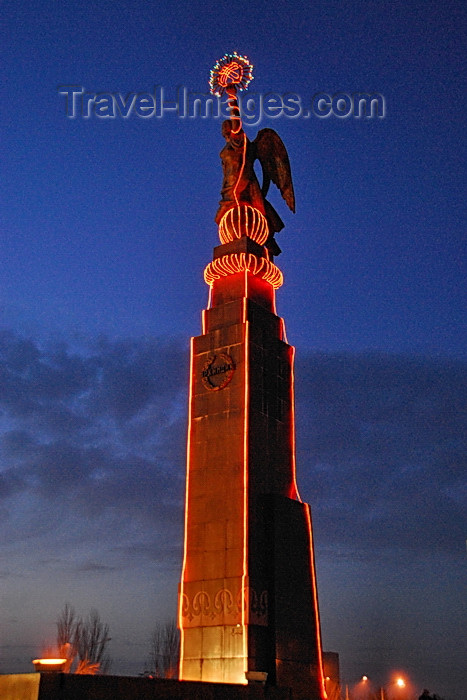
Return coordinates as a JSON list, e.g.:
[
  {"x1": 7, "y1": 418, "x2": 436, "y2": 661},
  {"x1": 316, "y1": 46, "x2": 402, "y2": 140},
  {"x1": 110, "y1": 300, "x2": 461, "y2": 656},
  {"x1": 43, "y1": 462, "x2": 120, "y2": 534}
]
[{"x1": 1, "y1": 1, "x2": 466, "y2": 698}]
